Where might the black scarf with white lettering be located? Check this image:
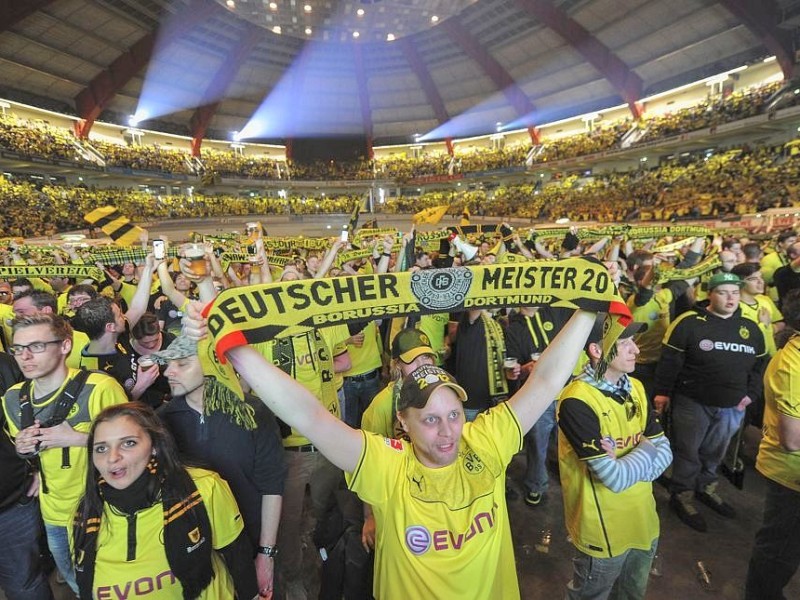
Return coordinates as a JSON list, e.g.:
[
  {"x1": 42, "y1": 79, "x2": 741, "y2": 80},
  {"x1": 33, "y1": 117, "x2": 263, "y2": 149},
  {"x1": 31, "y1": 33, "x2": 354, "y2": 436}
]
[{"x1": 73, "y1": 457, "x2": 214, "y2": 599}]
